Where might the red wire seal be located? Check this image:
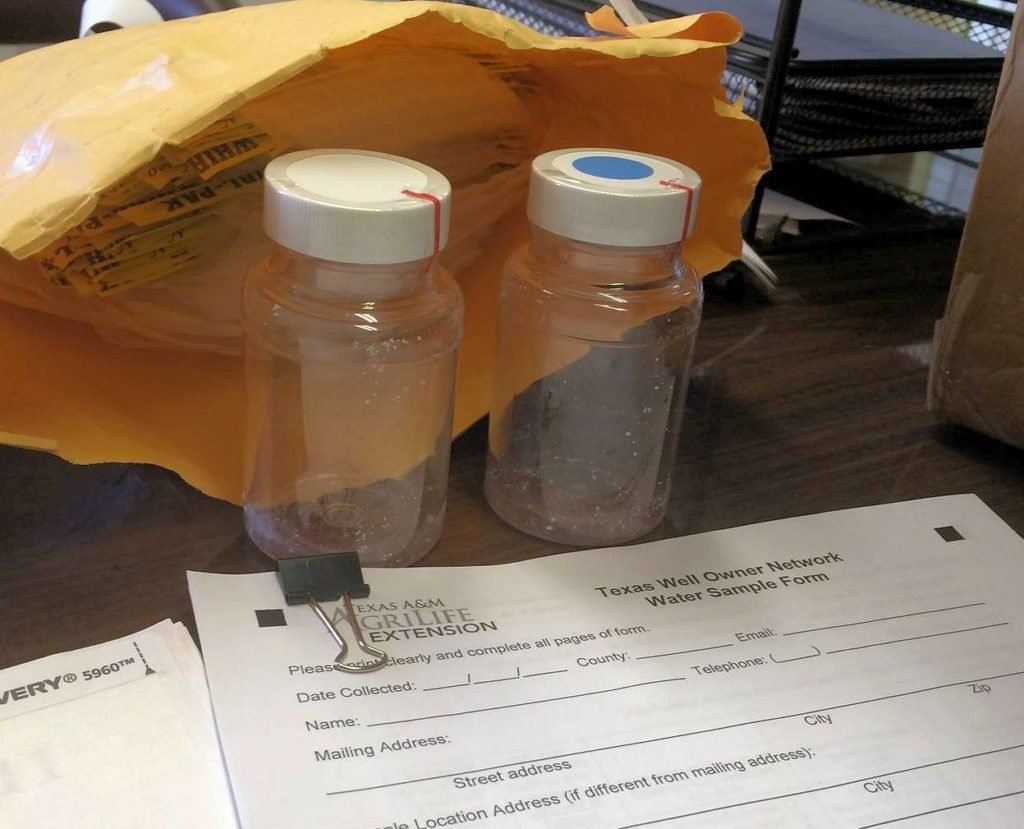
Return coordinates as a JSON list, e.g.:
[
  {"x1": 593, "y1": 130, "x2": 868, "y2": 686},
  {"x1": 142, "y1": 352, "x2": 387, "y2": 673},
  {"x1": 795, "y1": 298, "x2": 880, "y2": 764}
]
[
  {"x1": 401, "y1": 188, "x2": 442, "y2": 255},
  {"x1": 659, "y1": 179, "x2": 695, "y2": 239}
]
